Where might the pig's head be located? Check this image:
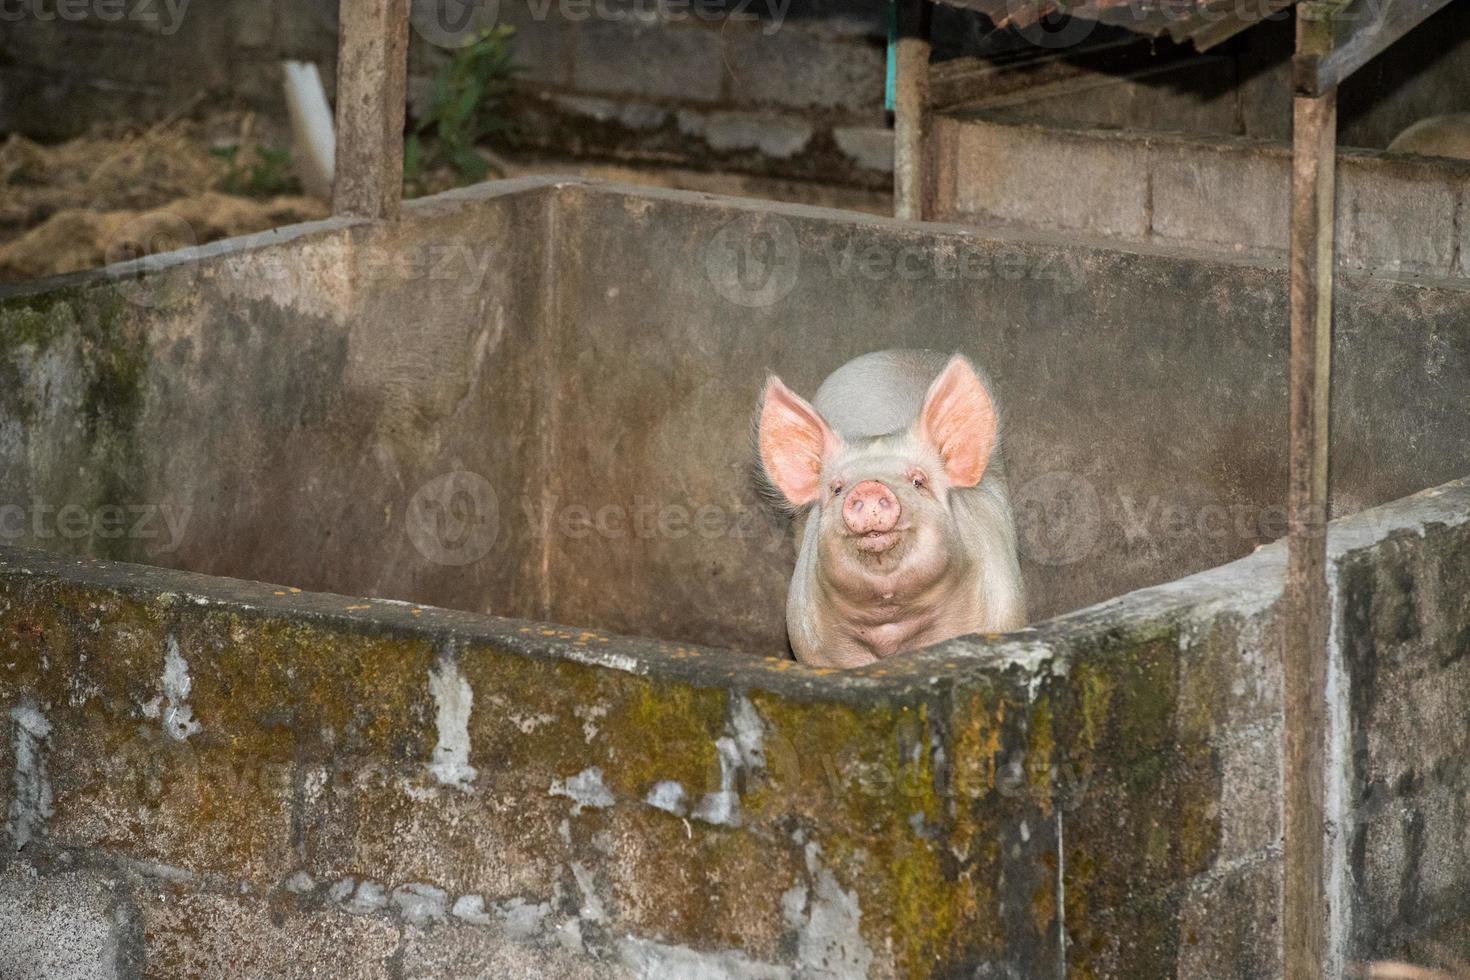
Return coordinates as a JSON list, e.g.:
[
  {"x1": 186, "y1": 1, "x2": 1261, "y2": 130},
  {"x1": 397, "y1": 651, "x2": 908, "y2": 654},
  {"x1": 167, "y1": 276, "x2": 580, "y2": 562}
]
[{"x1": 757, "y1": 355, "x2": 998, "y2": 604}]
